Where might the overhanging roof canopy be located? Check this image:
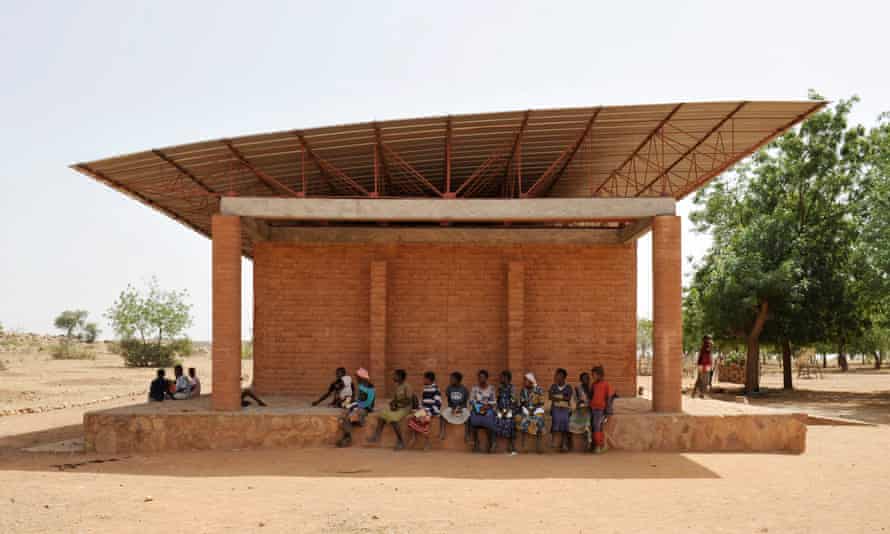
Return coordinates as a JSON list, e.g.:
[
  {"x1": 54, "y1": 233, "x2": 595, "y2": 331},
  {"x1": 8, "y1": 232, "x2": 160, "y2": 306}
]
[{"x1": 72, "y1": 100, "x2": 824, "y2": 255}]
